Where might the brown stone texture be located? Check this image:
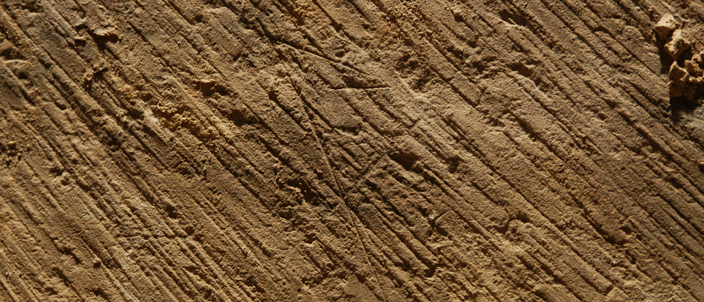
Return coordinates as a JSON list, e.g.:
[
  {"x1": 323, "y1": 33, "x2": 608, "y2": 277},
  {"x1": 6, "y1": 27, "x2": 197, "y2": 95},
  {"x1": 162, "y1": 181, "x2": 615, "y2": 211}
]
[{"x1": 1, "y1": 0, "x2": 704, "y2": 301}]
